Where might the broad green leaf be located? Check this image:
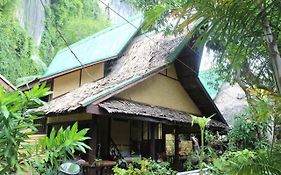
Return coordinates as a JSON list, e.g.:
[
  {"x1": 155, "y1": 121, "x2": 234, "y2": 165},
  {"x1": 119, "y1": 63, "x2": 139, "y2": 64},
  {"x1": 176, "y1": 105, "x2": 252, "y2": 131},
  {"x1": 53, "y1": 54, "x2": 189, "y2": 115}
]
[{"x1": 1, "y1": 105, "x2": 9, "y2": 119}]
